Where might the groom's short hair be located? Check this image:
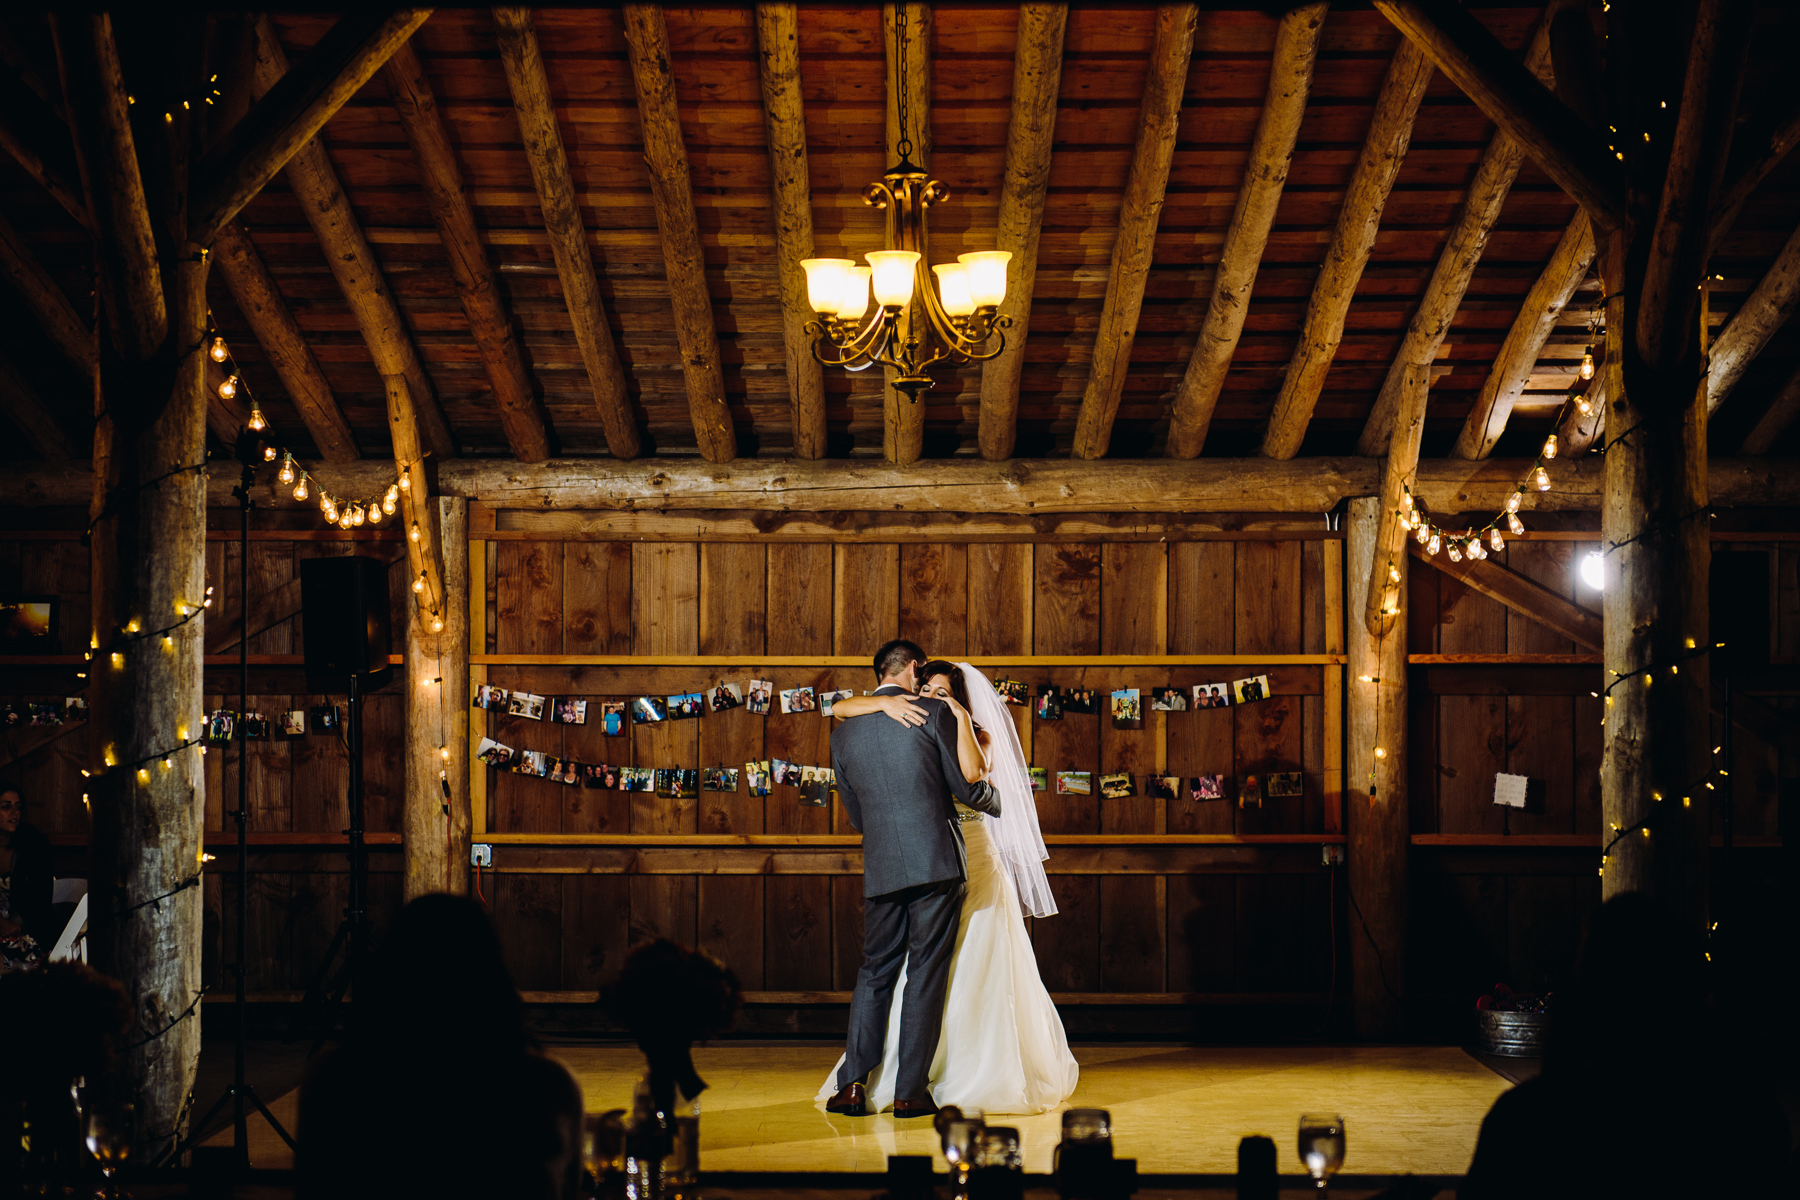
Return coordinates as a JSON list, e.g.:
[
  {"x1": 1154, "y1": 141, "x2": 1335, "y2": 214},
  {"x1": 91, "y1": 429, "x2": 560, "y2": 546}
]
[{"x1": 873, "y1": 638, "x2": 926, "y2": 684}]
